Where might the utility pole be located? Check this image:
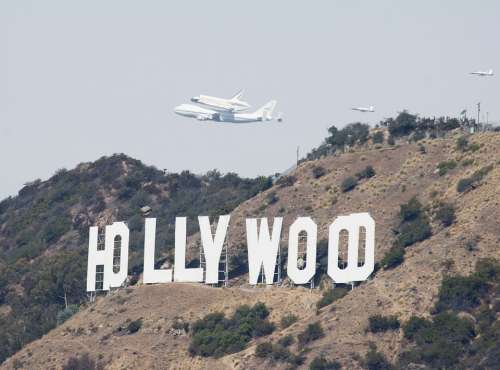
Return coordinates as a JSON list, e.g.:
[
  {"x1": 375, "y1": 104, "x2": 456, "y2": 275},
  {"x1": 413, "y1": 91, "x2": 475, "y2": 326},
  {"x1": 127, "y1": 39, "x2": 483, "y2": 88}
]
[
  {"x1": 477, "y1": 102, "x2": 481, "y2": 126},
  {"x1": 296, "y1": 146, "x2": 300, "y2": 167}
]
